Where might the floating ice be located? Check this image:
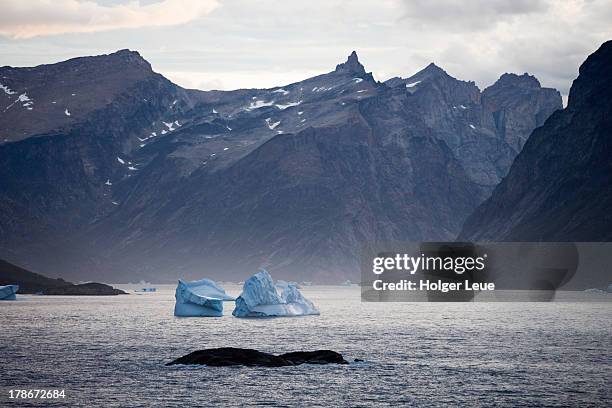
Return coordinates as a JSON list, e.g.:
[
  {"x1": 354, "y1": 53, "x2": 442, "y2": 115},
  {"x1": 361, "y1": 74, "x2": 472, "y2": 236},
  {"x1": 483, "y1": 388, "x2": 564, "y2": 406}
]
[
  {"x1": 174, "y1": 279, "x2": 235, "y2": 317},
  {"x1": 232, "y1": 269, "x2": 319, "y2": 317},
  {"x1": 0, "y1": 285, "x2": 18, "y2": 300}
]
